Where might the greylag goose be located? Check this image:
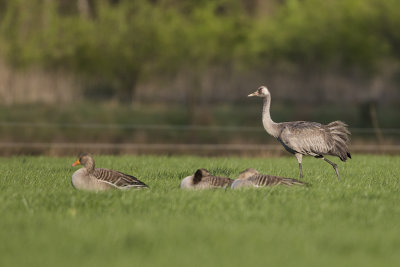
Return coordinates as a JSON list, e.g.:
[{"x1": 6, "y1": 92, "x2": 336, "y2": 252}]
[
  {"x1": 248, "y1": 86, "x2": 351, "y2": 180},
  {"x1": 71, "y1": 153, "x2": 148, "y2": 191},
  {"x1": 231, "y1": 168, "x2": 305, "y2": 189},
  {"x1": 180, "y1": 168, "x2": 234, "y2": 189}
]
